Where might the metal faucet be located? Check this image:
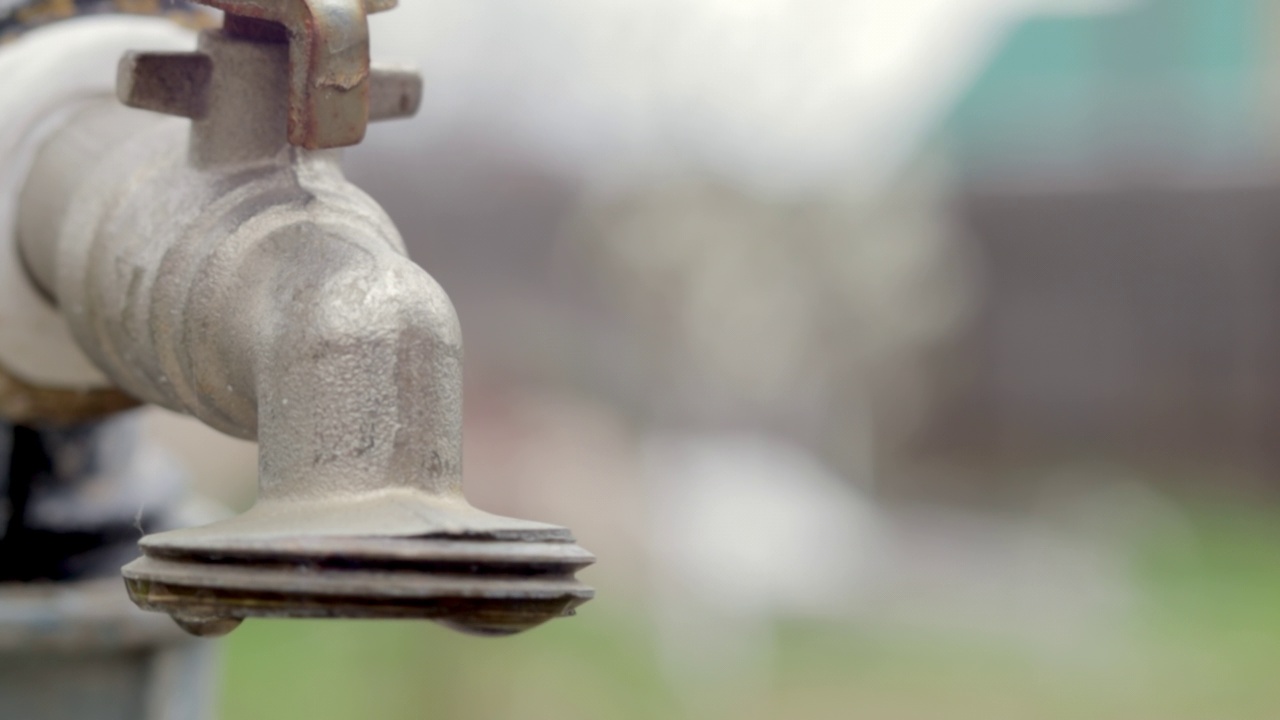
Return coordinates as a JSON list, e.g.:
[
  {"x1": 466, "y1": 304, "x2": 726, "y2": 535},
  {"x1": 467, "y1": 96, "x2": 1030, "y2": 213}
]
[{"x1": 7, "y1": 0, "x2": 593, "y2": 639}]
